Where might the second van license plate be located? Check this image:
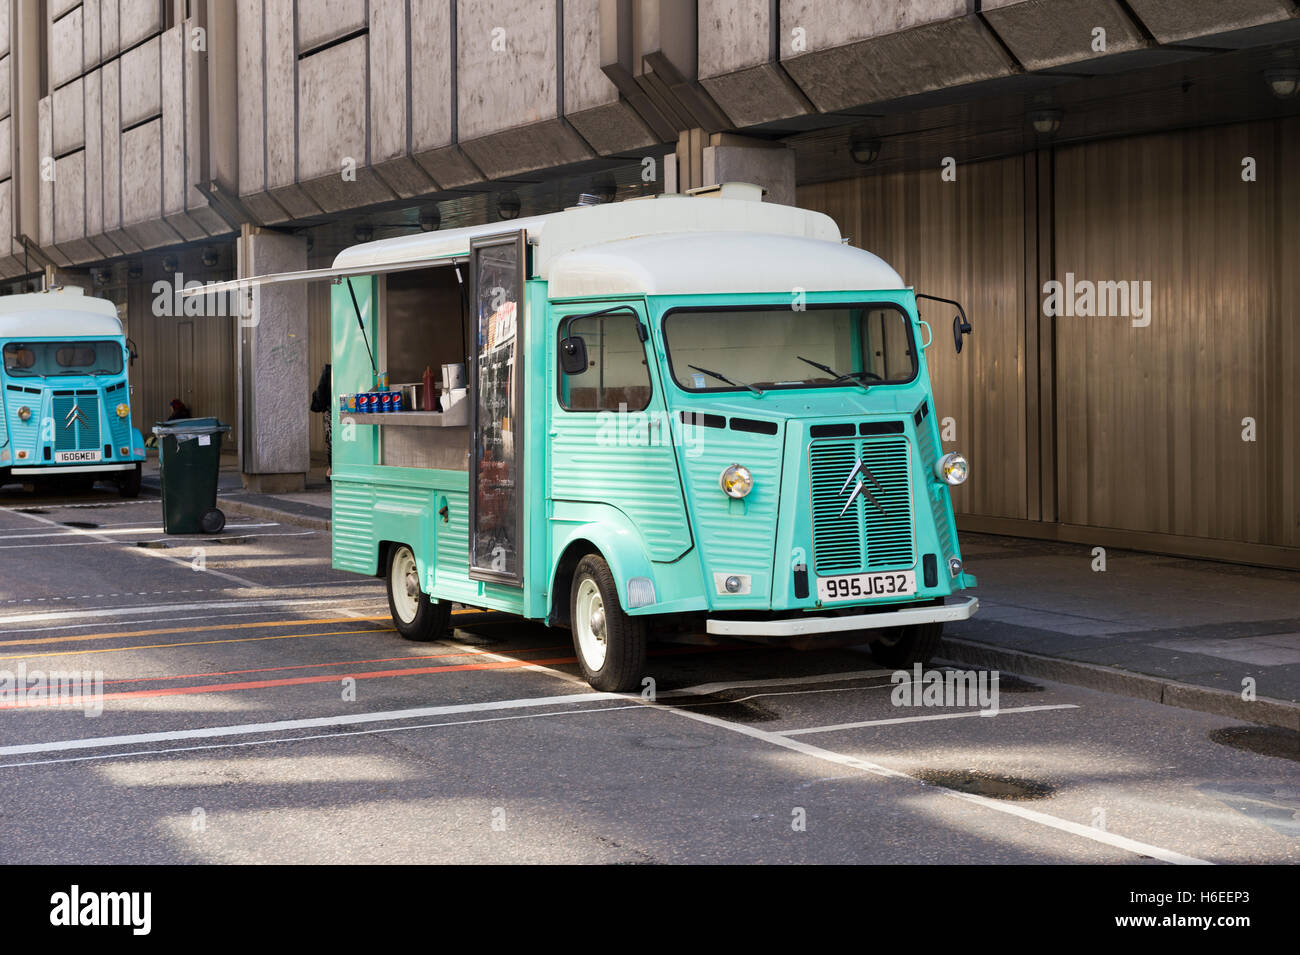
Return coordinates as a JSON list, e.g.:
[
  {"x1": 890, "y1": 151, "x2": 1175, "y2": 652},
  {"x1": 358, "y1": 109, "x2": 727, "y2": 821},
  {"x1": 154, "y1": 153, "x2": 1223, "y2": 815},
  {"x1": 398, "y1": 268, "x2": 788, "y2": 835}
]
[{"x1": 818, "y1": 570, "x2": 916, "y2": 602}]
